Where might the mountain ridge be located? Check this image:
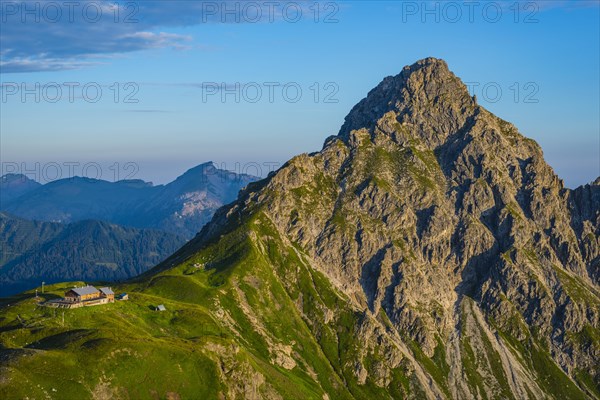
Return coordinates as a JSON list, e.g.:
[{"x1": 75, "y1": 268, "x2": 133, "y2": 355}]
[
  {"x1": 149, "y1": 57, "x2": 599, "y2": 398},
  {"x1": 1, "y1": 162, "x2": 258, "y2": 238}
]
